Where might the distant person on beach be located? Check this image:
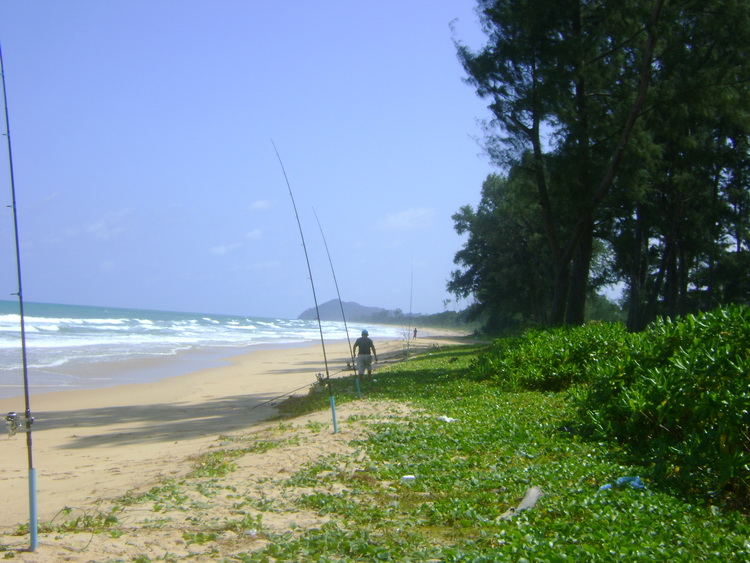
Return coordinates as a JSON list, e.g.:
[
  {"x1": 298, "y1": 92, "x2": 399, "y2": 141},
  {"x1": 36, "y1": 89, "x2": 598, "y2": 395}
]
[
  {"x1": 353, "y1": 329, "x2": 377, "y2": 376},
  {"x1": 413, "y1": 328, "x2": 417, "y2": 339}
]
